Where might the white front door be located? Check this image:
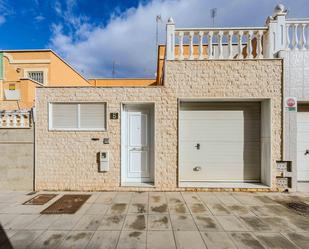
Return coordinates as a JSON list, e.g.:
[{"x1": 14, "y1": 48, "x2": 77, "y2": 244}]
[
  {"x1": 297, "y1": 111, "x2": 309, "y2": 181},
  {"x1": 123, "y1": 105, "x2": 153, "y2": 183}
]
